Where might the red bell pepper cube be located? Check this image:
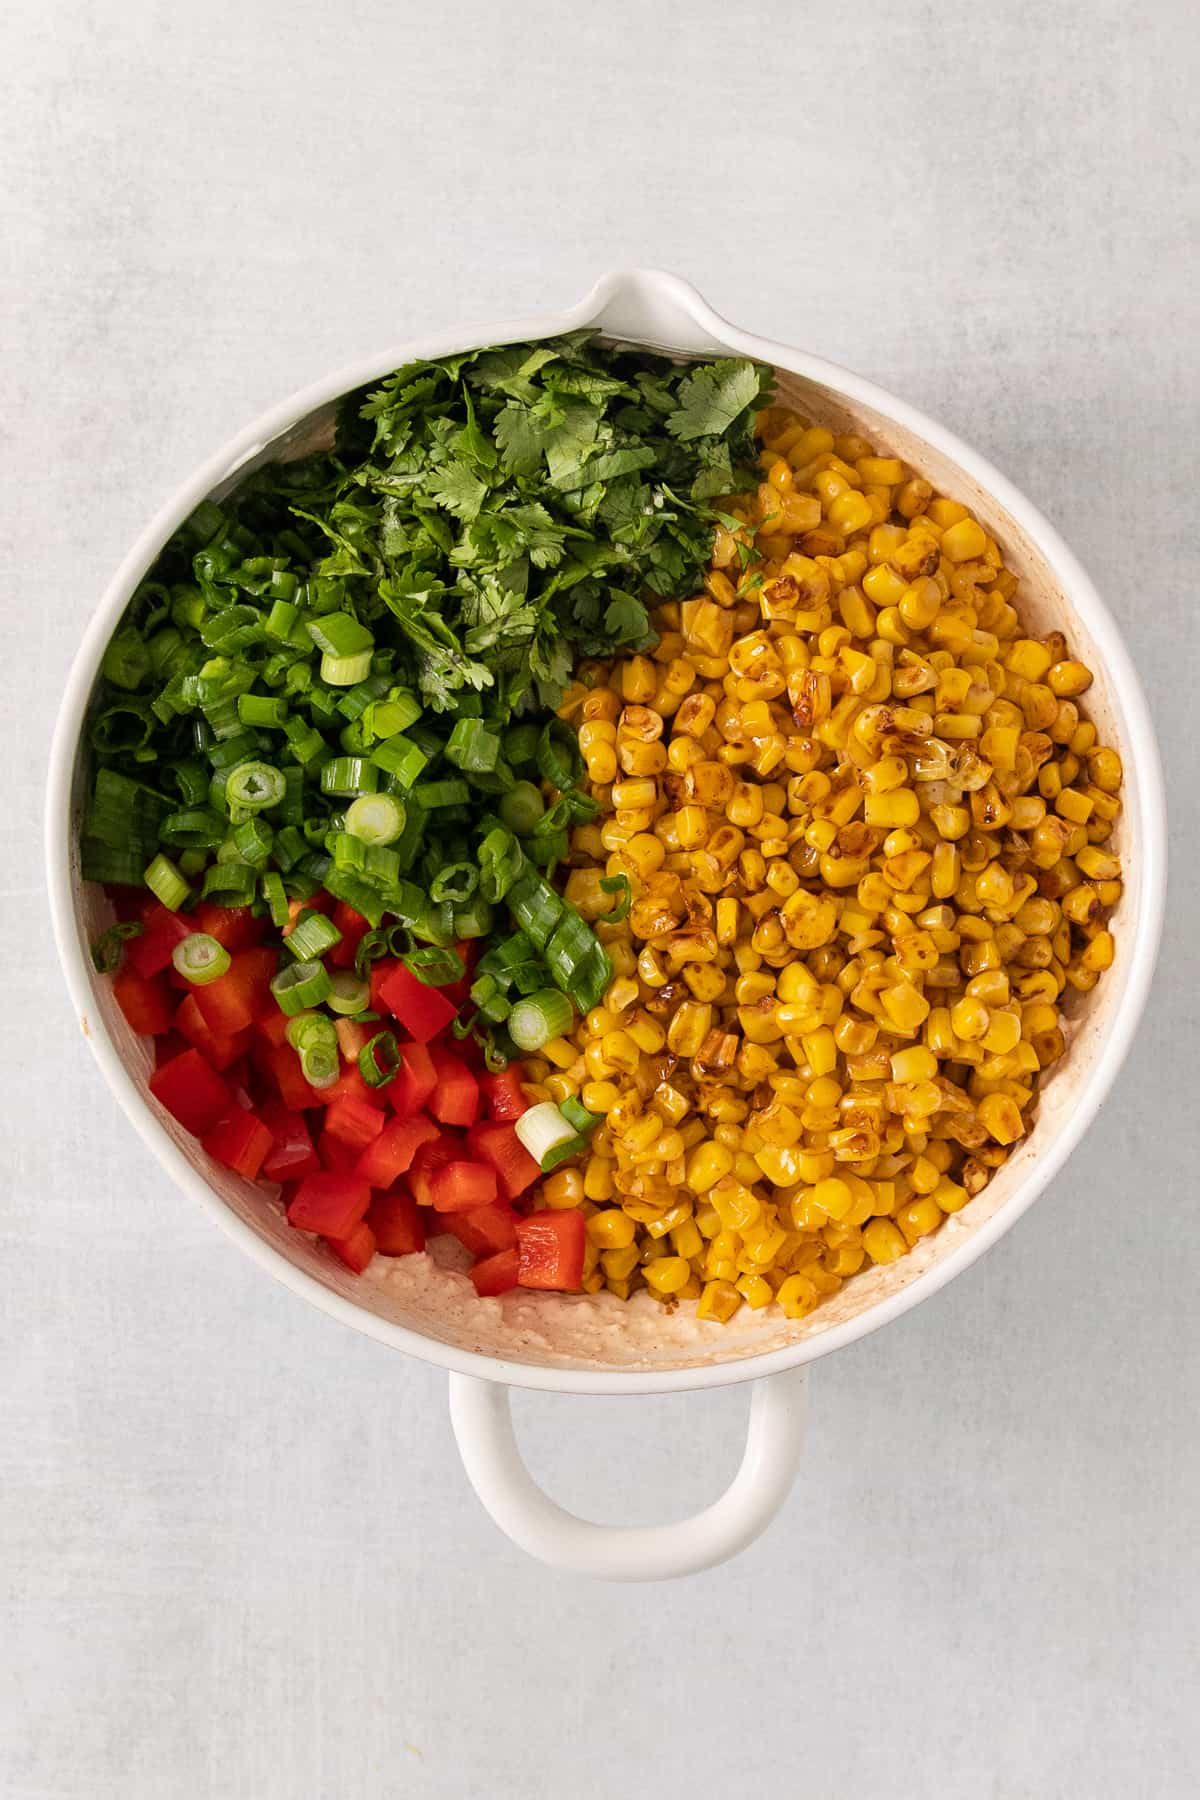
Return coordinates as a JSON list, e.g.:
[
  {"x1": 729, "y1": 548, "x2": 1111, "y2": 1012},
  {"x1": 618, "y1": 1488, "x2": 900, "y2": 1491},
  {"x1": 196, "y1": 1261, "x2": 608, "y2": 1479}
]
[
  {"x1": 428, "y1": 1045, "x2": 479, "y2": 1128},
  {"x1": 323, "y1": 1095, "x2": 386, "y2": 1153},
  {"x1": 467, "y1": 1120, "x2": 540, "y2": 1202},
  {"x1": 470, "y1": 1247, "x2": 520, "y2": 1297},
  {"x1": 326, "y1": 1220, "x2": 376, "y2": 1273},
  {"x1": 124, "y1": 902, "x2": 193, "y2": 979},
  {"x1": 408, "y1": 1136, "x2": 461, "y2": 1209},
  {"x1": 479, "y1": 1067, "x2": 530, "y2": 1122},
  {"x1": 113, "y1": 966, "x2": 173, "y2": 1036},
  {"x1": 256, "y1": 1009, "x2": 291, "y2": 1049},
  {"x1": 202, "y1": 1108, "x2": 273, "y2": 1181},
  {"x1": 154, "y1": 1030, "x2": 190, "y2": 1067},
  {"x1": 194, "y1": 946, "x2": 278, "y2": 1035},
  {"x1": 386, "y1": 1042, "x2": 438, "y2": 1116},
  {"x1": 322, "y1": 1063, "x2": 384, "y2": 1111},
  {"x1": 266, "y1": 1043, "x2": 327, "y2": 1112},
  {"x1": 326, "y1": 901, "x2": 371, "y2": 971},
  {"x1": 378, "y1": 963, "x2": 458, "y2": 1043},
  {"x1": 259, "y1": 1102, "x2": 321, "y2": 1182},
  {"x1": 173, "y1": 993, "x2": 249, "y2": 1072},
  {"x1": 287, "y1": 1173, "x2": 370, "y2": 1238},
  {"x1": 355, "y1": 1115, "x2": 439, "y2": 1188},
  {"x1": 516, "y1": 1209, "x2": 586, "y2": 1290},
  {"x1": 149, "y1": 1047, "x2": 233, "y2": 1137},
  {"x1": 428, "y1": 1158, "x2": 497, "y2": 1213},
  {"x1": 192, "y1": 902, "x2": 265, "y2": 951},
  {"x1": 368, "y1": 957, "x2": 398, "y2": 1014},
  {"x1": 367, "y1": 1189, "x2": 426, "y2": 1256},
  {"x1": 317, "y1": 1130, "x2": 360, "y2": 1173},
  {"x1": 442, "y1": 1202, "x2": 519, "y2": 1257}
]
